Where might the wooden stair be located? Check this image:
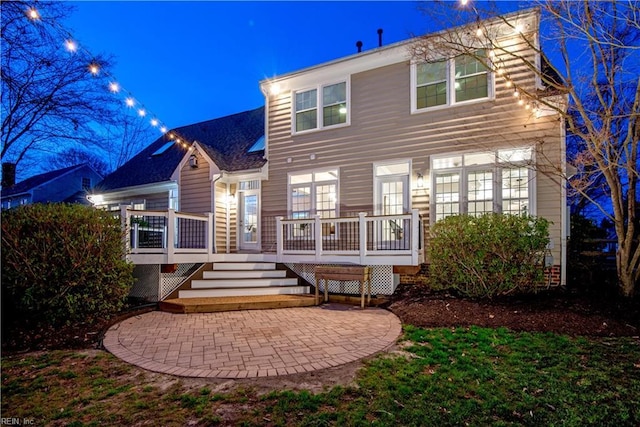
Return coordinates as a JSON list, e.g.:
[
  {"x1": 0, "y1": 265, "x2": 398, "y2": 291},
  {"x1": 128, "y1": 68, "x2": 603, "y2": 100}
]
[
  {"x1": 160, "y1": 261, "x2": 316, "y2": 313},
  {"x1": 160, "y1": 294, "x2": 317, "y2": 313}
]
